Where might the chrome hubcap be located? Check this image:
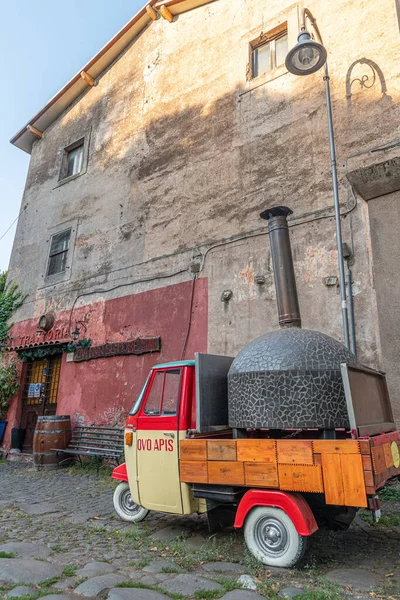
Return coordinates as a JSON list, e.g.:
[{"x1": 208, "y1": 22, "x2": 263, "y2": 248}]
[
  {"x1": 255, "y1": 516, "x2": 289, "y2": 556},
  {"x1": 120, "y1": 489, "x2": 141, "y2": 515}
]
